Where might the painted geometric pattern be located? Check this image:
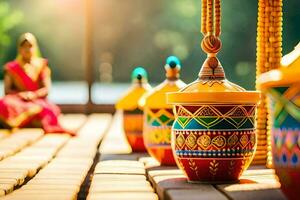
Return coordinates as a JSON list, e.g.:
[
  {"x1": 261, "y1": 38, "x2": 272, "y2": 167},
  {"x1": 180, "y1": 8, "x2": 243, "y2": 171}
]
[
  {"x1": 272, "y1": 128, "x2": 300, "y2": 167},
  {"x1": 173, "y1": 104, "x2": 256, "y2": 130},
  {"x1": 144, "y1": 108, "x2": 174, "y2": 146},
  {"x1": 146, "y1": 108, "x2": 174, "y2": 126},
  {"x1": 268, "y1": 85, "x2": 300, "y2": 129},
  {"x1": 174, "y1": 130, "x2": 256, "y2": 158},
  {"x1": 144, "y1": 126, "x2": 171, "y2": 146}
]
